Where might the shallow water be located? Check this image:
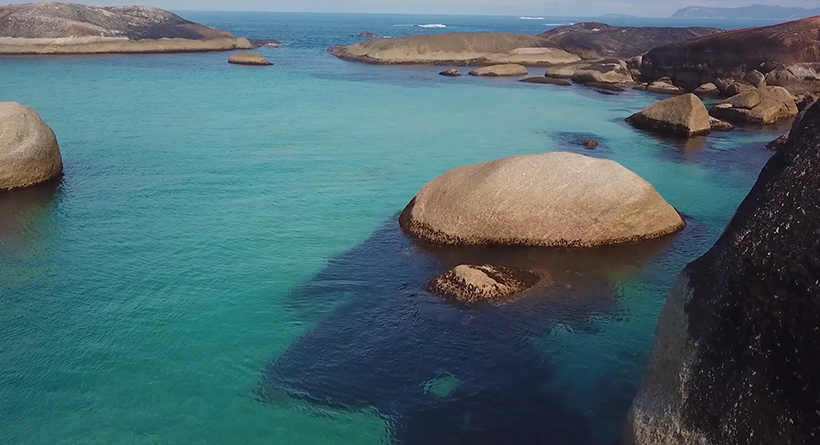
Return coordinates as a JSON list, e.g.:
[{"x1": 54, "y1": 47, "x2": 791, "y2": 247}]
[{"x1": 0, "y1": 12, "x2": 786, "y2": 445}]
